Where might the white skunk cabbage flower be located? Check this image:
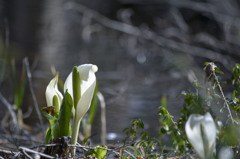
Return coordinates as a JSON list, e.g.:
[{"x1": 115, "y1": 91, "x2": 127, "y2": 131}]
[
  {"x1": 185, "y1": 112, "x2": 216, "y2": 159},
  {"x1": 64, "y1": 64, "x2": 98, "y2": 155},
  {"x1": 45, "y1": 73, "x2": 63, "y2": 112},
  {"x1": 64, "y1": 64, "x2": 98, "y2": 121}
]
